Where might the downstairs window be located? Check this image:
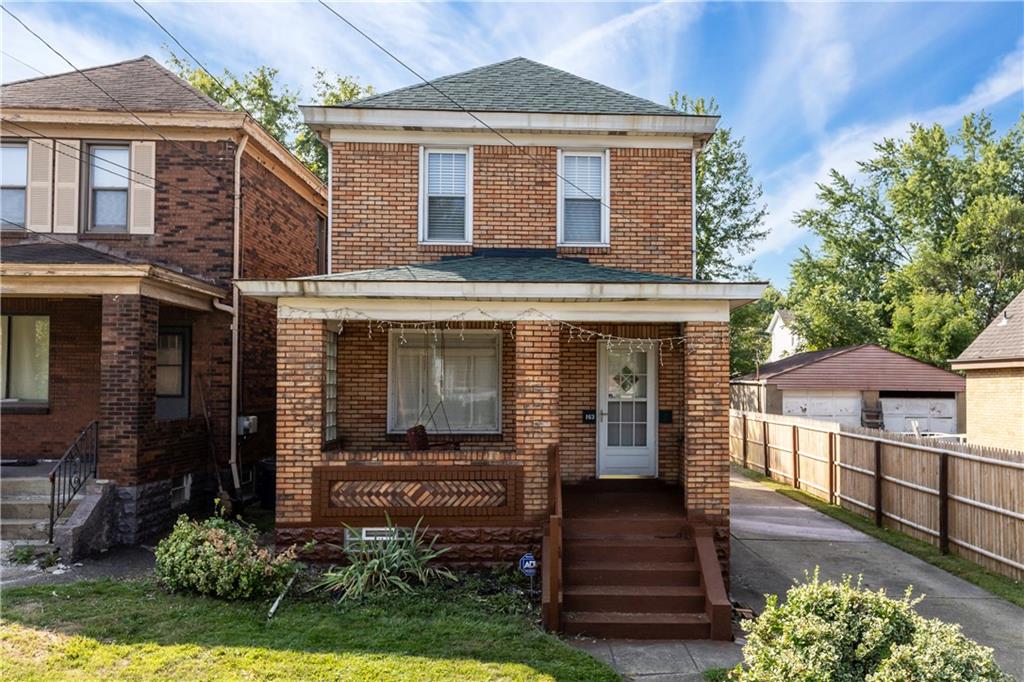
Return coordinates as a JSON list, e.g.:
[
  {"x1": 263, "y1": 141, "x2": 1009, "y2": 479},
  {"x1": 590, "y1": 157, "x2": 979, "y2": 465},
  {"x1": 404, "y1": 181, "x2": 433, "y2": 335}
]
[
  {"x1": 0, "y1": 315, "x2": 49, "y2": 403},
  {"x1": 388, "y1": 330, "x2": 501, "y2": 434}
]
